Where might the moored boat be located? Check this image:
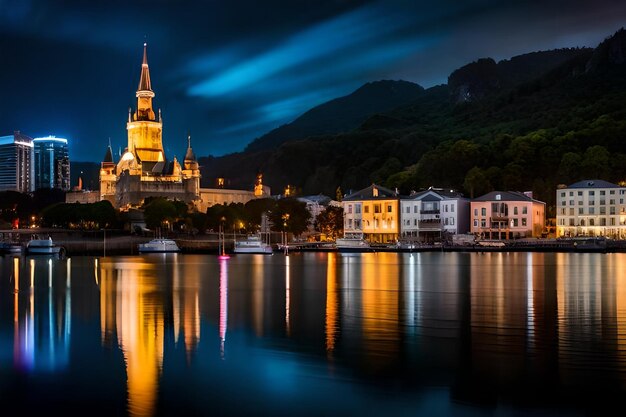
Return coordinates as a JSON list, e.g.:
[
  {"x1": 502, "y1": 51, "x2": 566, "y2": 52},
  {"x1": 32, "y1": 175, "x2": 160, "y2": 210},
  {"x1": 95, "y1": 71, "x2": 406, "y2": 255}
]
[
  {"x1": 26, "y1": 236, "x2": 64, "y2": 256},
  {"x1": 0, "y1": 241, "x2": 23, "y2": 255},
  {"x1": 234, "y1": 234, "x2": 273, "y2": 254},
  {"x1": 335, "y1": 236, "x2": 373, "y2": 253},
  {"x1": 138, "y1": 238, "x2": 181, "y2": 253}
]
